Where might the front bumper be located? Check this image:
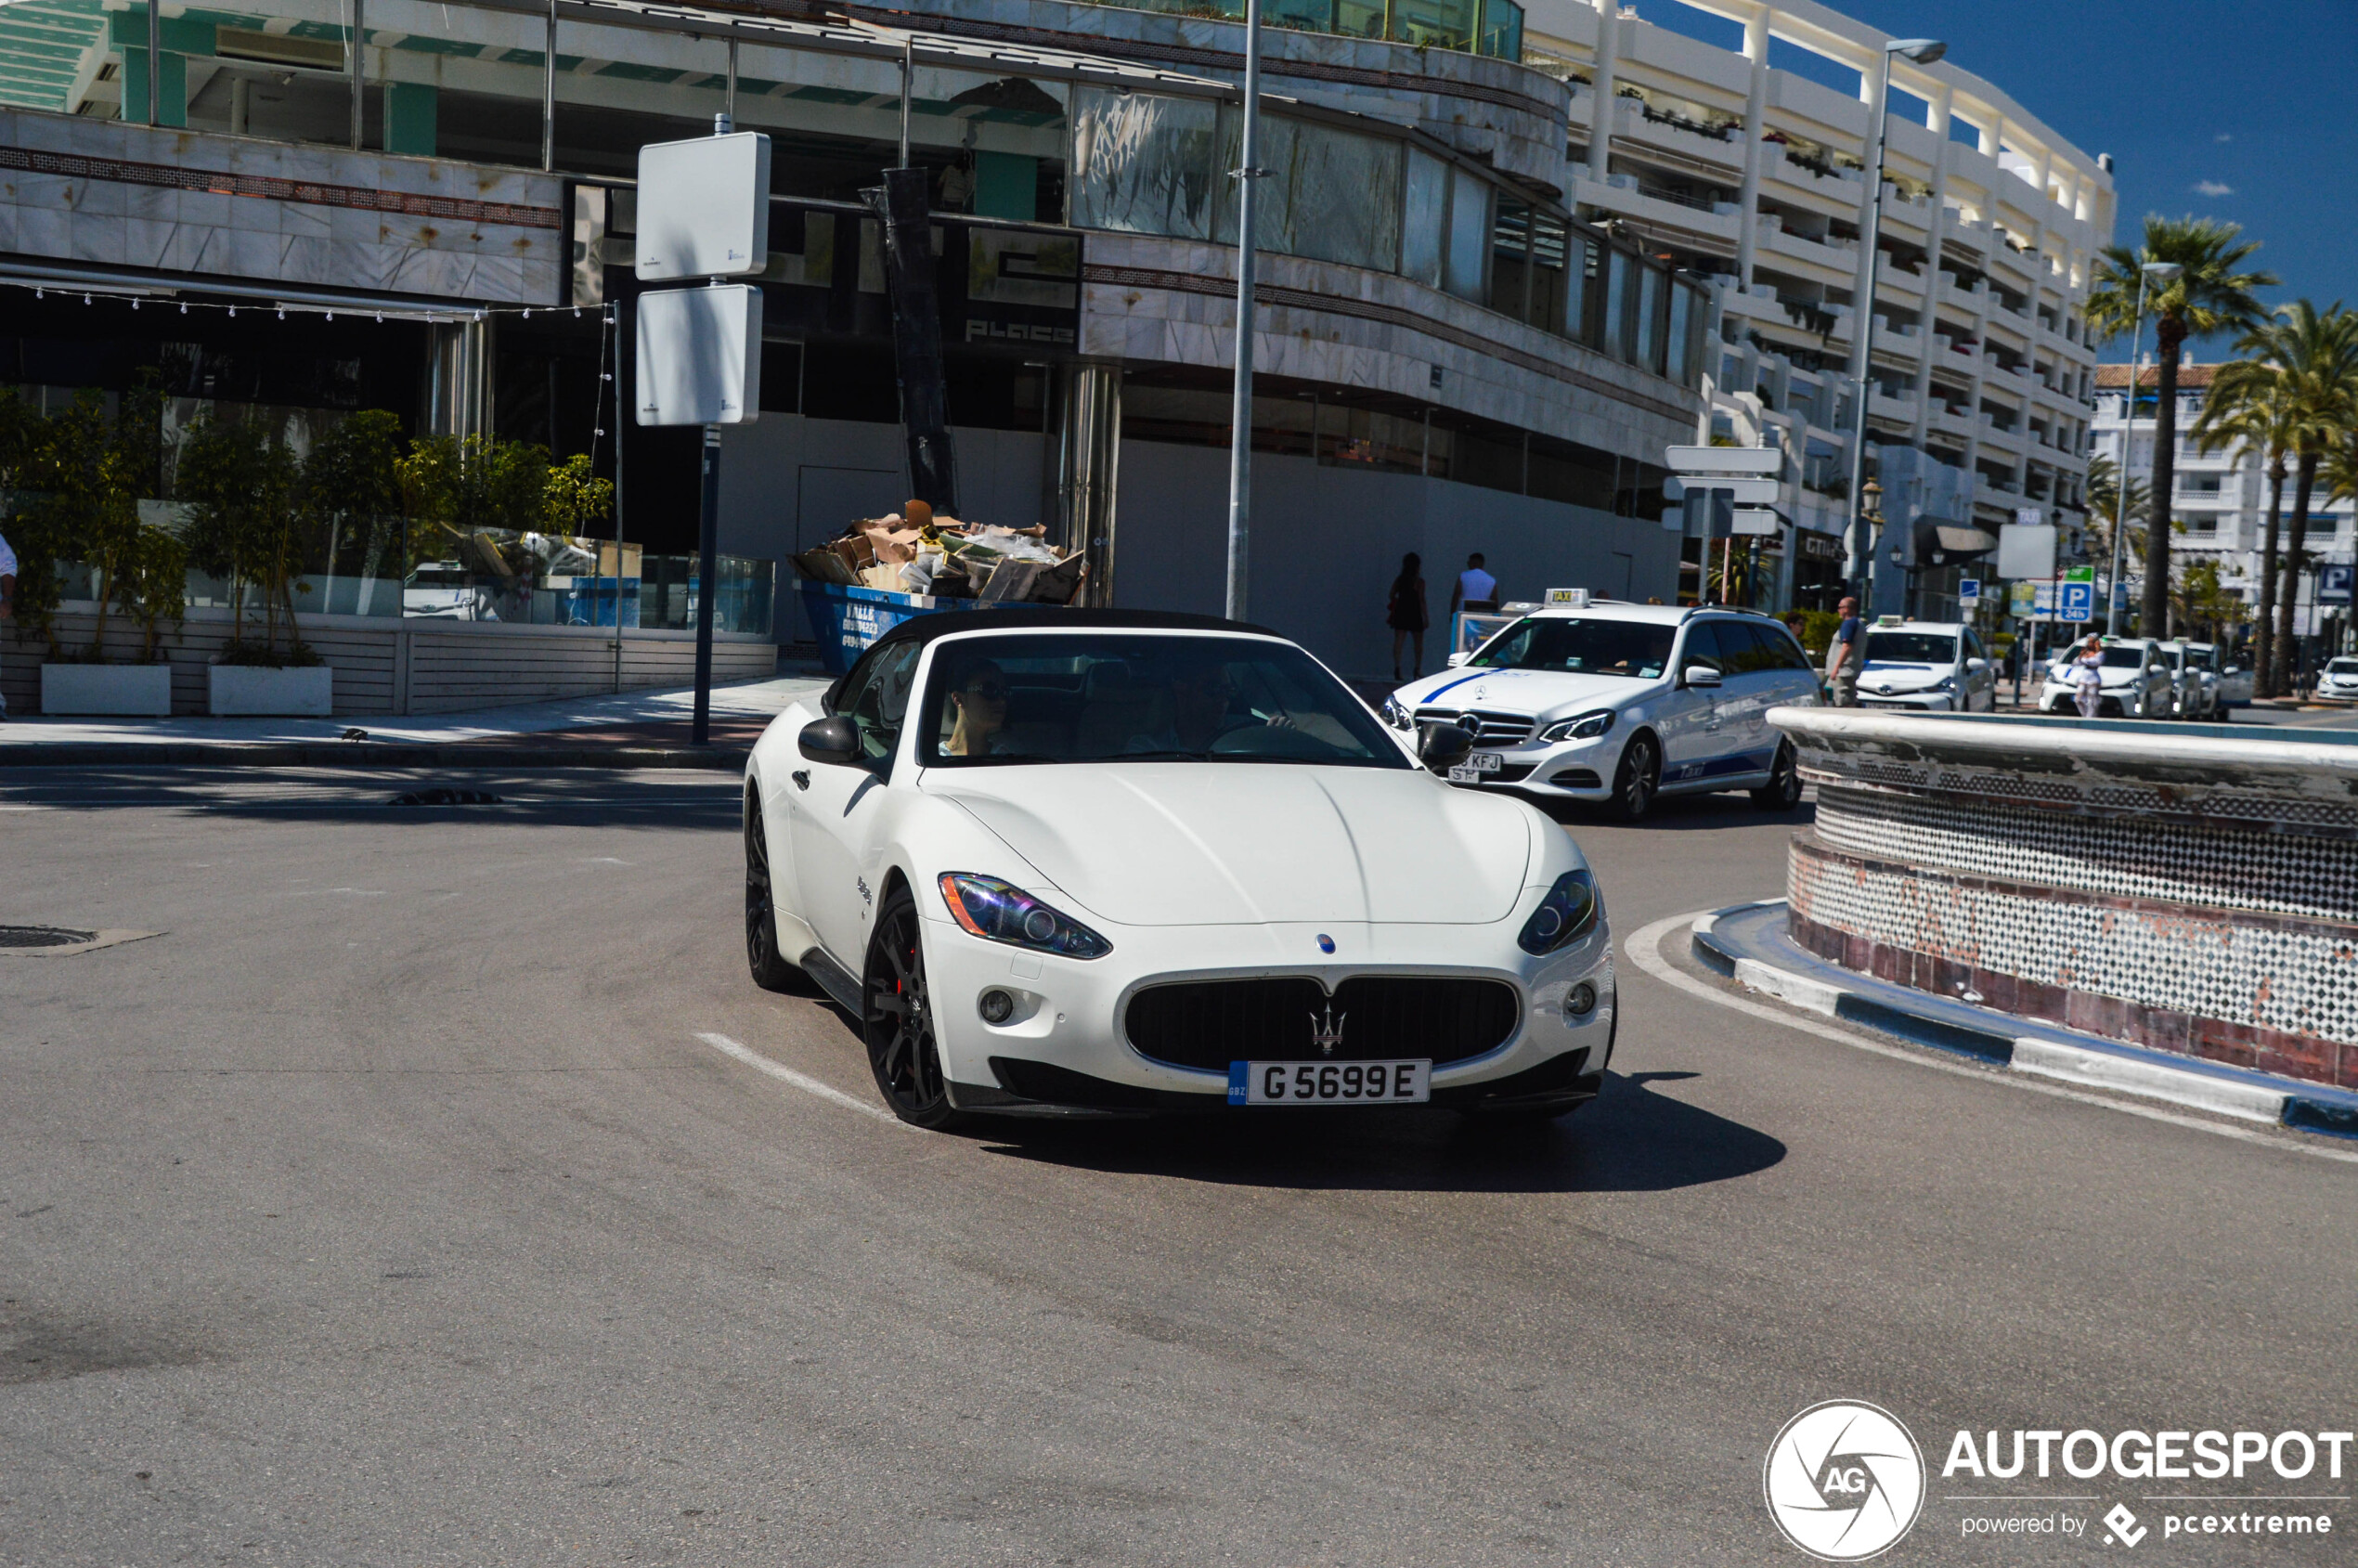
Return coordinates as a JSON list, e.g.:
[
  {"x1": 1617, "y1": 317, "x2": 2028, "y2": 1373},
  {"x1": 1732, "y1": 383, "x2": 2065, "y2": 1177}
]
[
  {"x1": 920, "y1": 903, "x2": 1618, "y2": 1113},
  {"x1": 1858, "y1": 689, "x2": 1957, "y2": 711}
]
